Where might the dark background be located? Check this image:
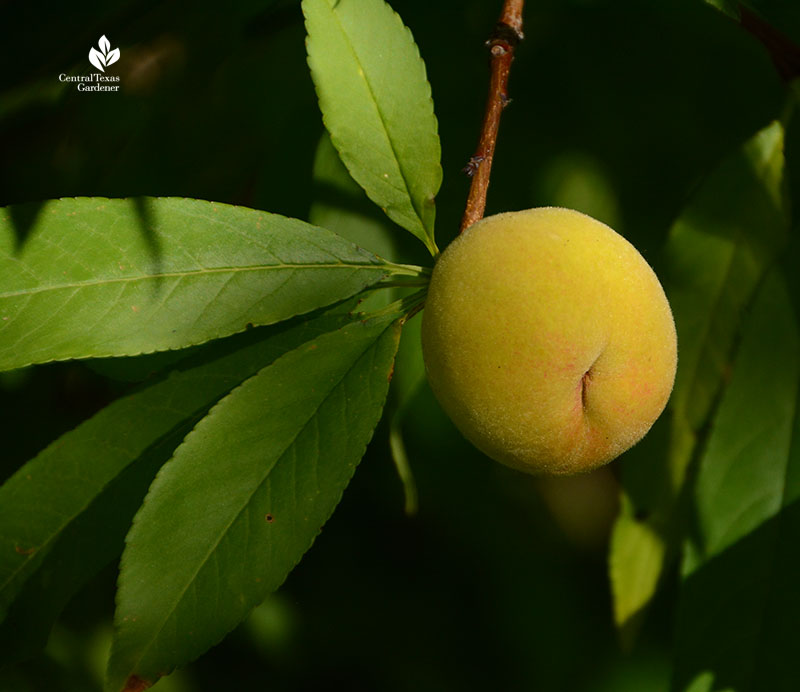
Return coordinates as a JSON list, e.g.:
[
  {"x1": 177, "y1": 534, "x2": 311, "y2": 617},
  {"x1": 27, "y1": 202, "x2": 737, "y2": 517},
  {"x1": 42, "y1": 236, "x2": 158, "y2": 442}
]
[{"x1": 0, "y1": 0, "x2": 786, "y2": 689}]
